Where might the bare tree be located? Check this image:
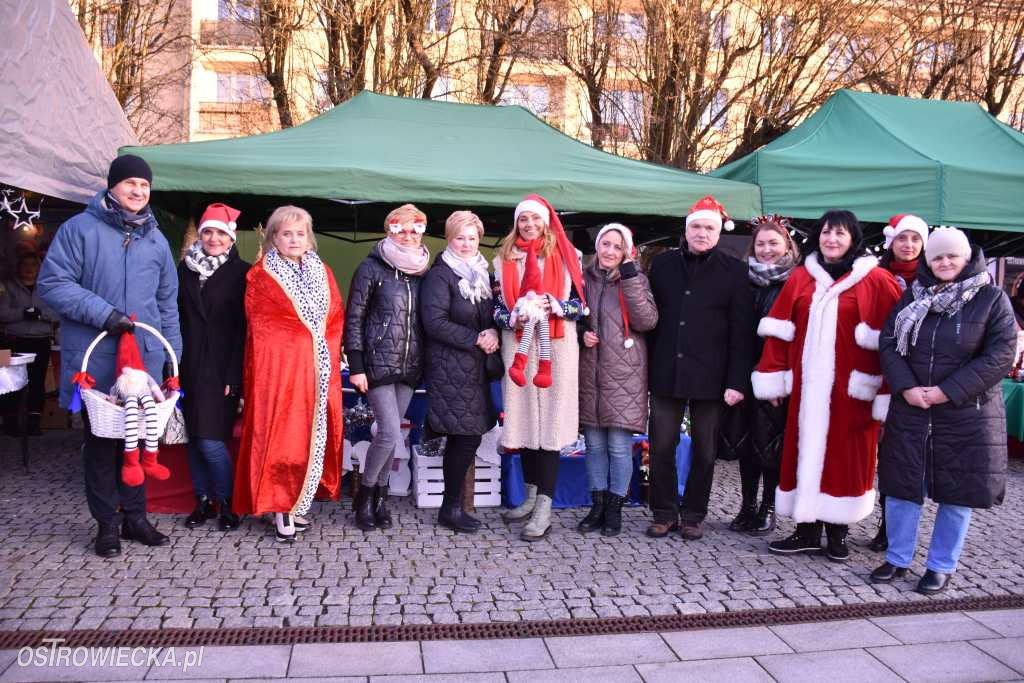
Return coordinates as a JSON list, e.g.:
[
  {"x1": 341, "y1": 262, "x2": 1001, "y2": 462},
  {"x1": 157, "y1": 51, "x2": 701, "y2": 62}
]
[
  {"x1": 471, "y1": 0, "x2": 546, "y2": 104},
  {"x1": 73, "y1": 0, "x2": 193, "y2": 143},
  {"x1": 310, "y1": 0, "x2": 388, "y2": 107},
  {"x1": 558, "y1": 0, "x2": 621, "y2": 149},
  {"x1": 251, "y1": 0, "x2": 309, "y2": 127}
]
